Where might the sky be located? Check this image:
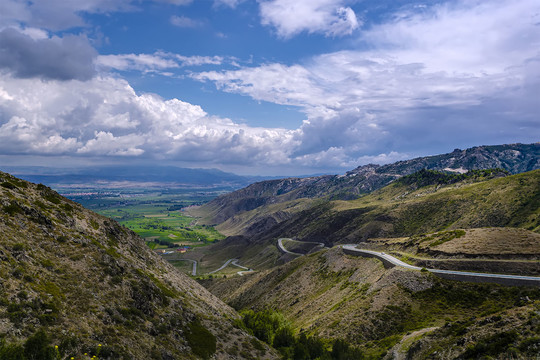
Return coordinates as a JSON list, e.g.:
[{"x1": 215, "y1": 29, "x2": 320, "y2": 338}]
[{"x1": 0, "y1": 0, "x2": 538, "y2": 176}]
